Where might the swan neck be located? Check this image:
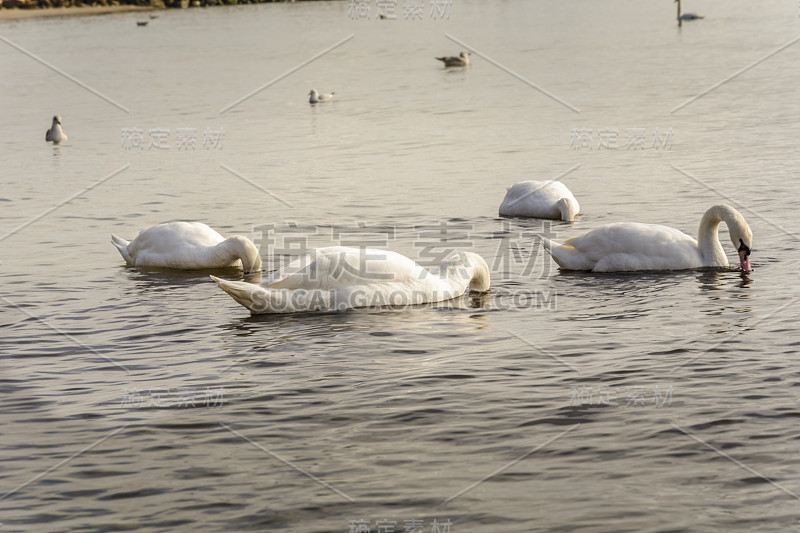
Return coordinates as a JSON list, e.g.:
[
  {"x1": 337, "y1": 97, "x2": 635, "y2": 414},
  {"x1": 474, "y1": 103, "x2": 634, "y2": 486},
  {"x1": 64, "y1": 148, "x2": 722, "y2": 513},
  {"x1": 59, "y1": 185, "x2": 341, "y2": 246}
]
[
  {"x1": 557, "y1": 198, "x2": 577, "y2": 222},
  {"x1": 220, "y1": 236, "x2": 262, "y2": 272},
  {"x1": 697, "y1": 205, "x2": 738, "y2": 267},
  {"x1": 436, "y1": 252, "x2": 490, "y2": 292},
  {"x1": 463, "y1": 252, "x2": 490, "y2": 292}
]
